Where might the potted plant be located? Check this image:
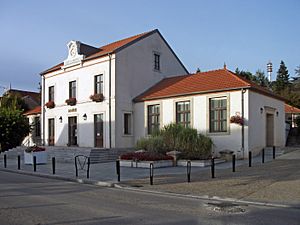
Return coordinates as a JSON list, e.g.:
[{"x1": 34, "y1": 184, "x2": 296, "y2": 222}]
[
  {"x1": 45, "y1": 100, "x2": 55, "y2": 109},
  {"x1": 65, "y1": 97, "x2": 77, "y2": 106},
  {"x1": 90, "y1": 93, "x2": 104, "y2": 102},
  {"x1": 230, "y1": 115, "x2": 244, "y2": 126},
  {"x1": 24, "y1": 146, "x2": 47, "y2": 164}
]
